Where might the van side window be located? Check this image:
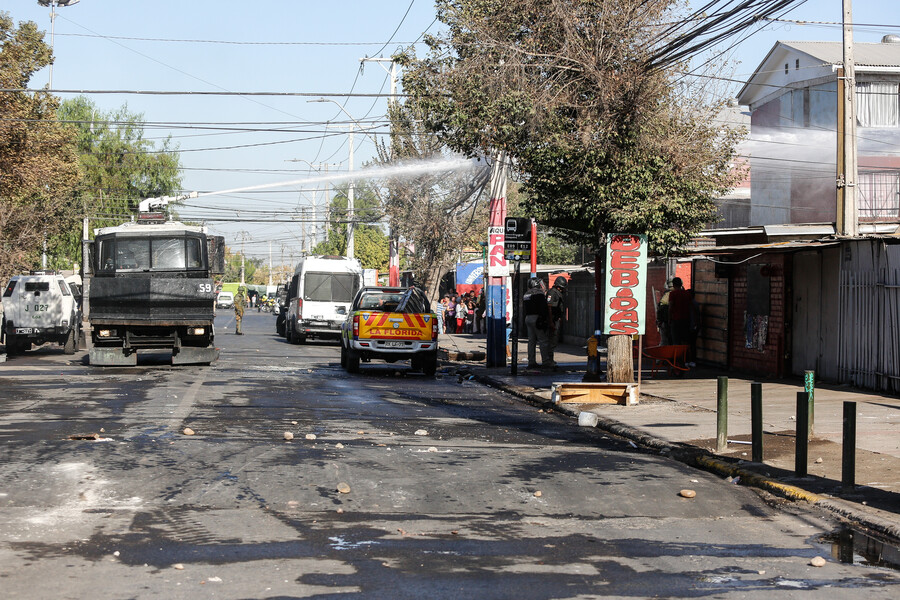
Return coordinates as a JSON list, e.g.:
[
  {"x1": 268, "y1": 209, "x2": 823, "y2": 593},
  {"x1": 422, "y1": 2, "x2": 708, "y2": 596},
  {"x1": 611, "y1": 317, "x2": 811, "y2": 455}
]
[
  {"x1": 3, "y1": 281, "x2": 15, "y2": 297},
  {"x1": 58, "y1": 280, "x2": 71, "y2": 296}
]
